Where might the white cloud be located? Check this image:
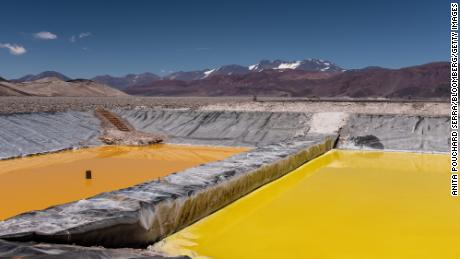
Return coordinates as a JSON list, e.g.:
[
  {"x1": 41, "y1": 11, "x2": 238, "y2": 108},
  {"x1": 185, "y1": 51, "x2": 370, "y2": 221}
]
[
  {"x1": 0, "y1": 43, "x2": 27, "y2": 55},
  {"x1": 34, "y1": 31, "x2": 58, "y2": 40},
  {"x1": 70, "y1": 32, "x2": 91, "y2": 43},
  {"x1": 79, "y1": 32, "x2": 91, "y2": 38}
]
